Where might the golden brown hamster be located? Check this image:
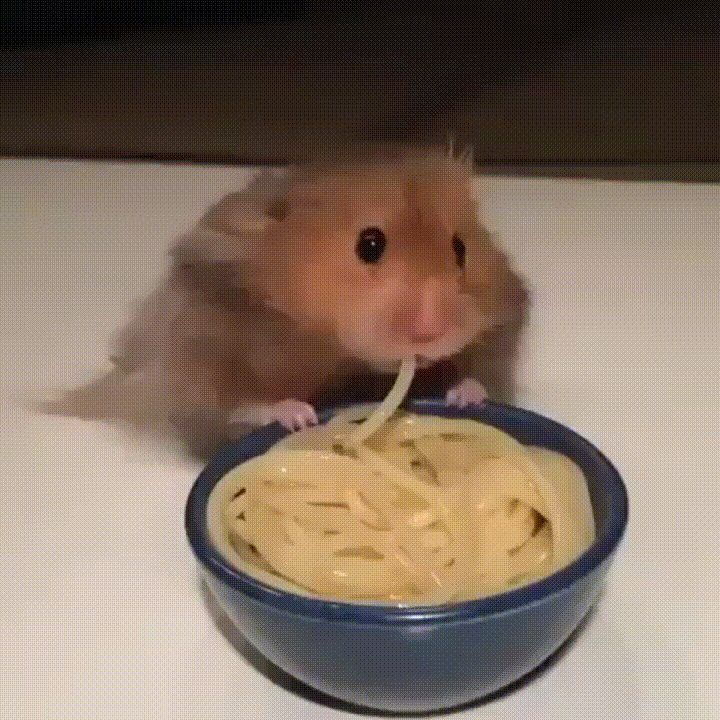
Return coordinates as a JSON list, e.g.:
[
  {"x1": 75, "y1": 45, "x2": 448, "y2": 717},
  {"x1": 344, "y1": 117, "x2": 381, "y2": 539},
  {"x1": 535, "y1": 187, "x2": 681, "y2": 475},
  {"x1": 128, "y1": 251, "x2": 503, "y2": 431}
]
[{"x1": 47, "y1": 144, "x2": 528, "y2": 457}]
